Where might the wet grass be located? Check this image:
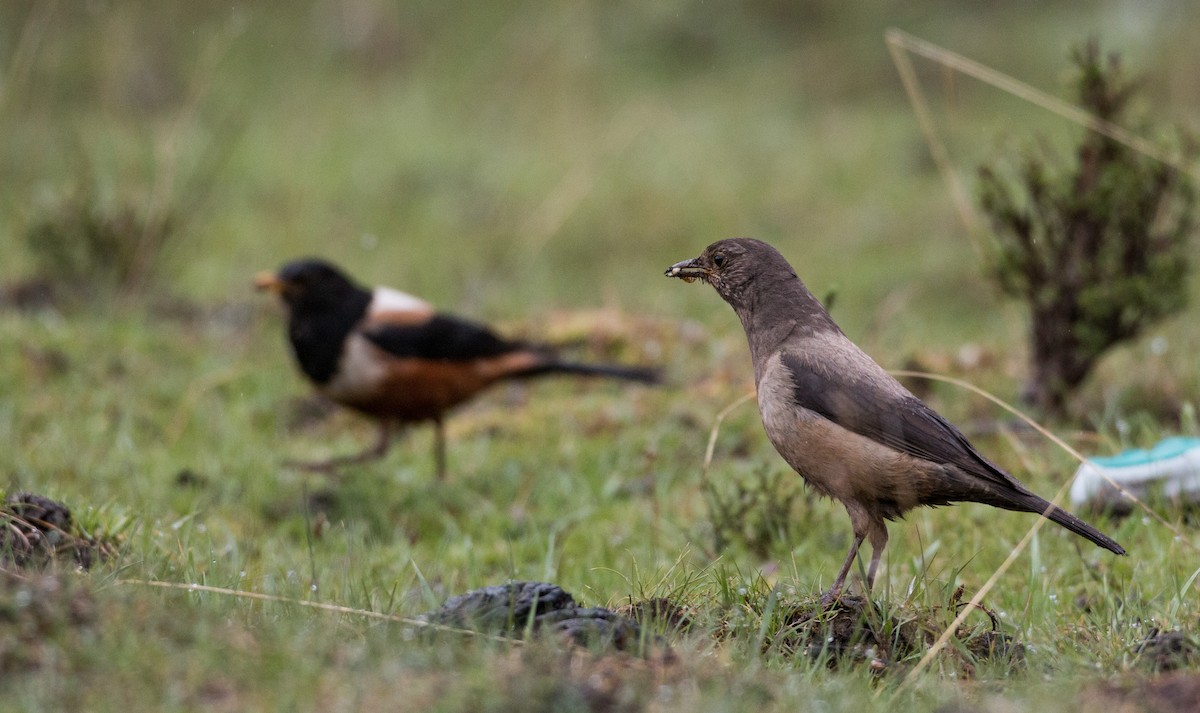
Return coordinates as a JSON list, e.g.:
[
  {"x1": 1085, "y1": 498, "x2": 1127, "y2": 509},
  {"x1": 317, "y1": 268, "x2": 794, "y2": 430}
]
[{"x1": 2, "y1": 1, "x2": 1200, "y2": 711}]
